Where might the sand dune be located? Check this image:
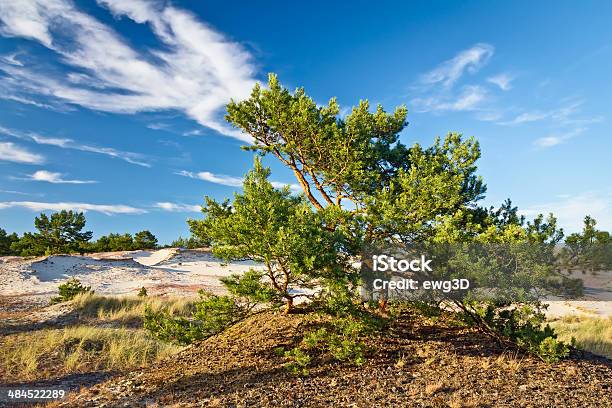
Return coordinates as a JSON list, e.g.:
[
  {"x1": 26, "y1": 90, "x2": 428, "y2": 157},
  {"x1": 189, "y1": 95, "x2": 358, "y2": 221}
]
[{"x1": 0, "y1": 248, "x2": 262, "y2": 301}]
